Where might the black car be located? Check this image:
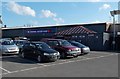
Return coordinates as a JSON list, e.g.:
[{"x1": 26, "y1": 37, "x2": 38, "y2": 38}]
[
  {"x1": 68, "y1": 41, "x2": 90, "y2": 54},
  {"x1": 20, "y1": 42, "x2": 60, "y2": 62}
]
